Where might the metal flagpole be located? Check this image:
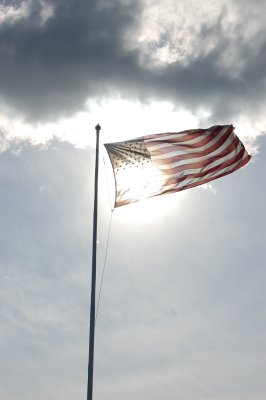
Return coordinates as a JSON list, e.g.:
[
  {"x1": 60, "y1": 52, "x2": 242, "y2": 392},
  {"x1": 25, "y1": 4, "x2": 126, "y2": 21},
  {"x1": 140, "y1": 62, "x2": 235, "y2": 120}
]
[{"x1": 87, "y1": 123, "x2": 101, "y2": 400}]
